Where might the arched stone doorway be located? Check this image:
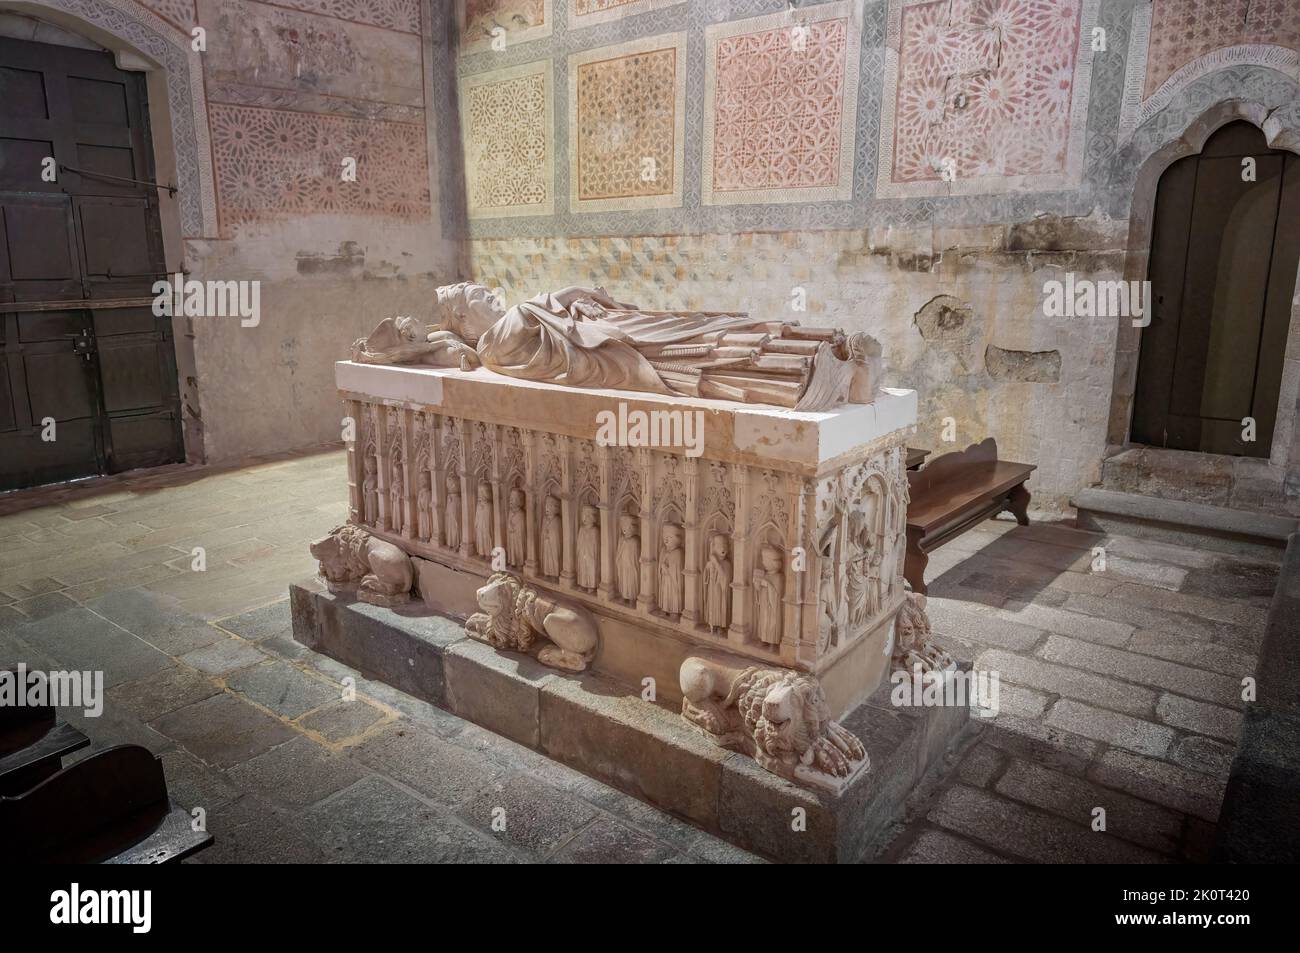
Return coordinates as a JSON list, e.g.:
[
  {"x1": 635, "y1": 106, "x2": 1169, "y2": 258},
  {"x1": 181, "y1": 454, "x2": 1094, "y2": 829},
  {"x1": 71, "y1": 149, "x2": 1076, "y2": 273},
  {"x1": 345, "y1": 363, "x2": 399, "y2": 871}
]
[
  {"x1": 1131, "y1": 120, "x2": 1299, "y2": 458},
  {"x1": 1105, "y1": 99, "x2": 1300, "y2": 512}
]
